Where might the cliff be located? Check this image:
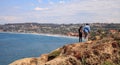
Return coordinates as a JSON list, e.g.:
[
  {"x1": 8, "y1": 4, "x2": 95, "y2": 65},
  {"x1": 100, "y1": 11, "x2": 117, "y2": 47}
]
[{"x1": 9, "y1": 32, "x2": 120, "y2": 65}]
